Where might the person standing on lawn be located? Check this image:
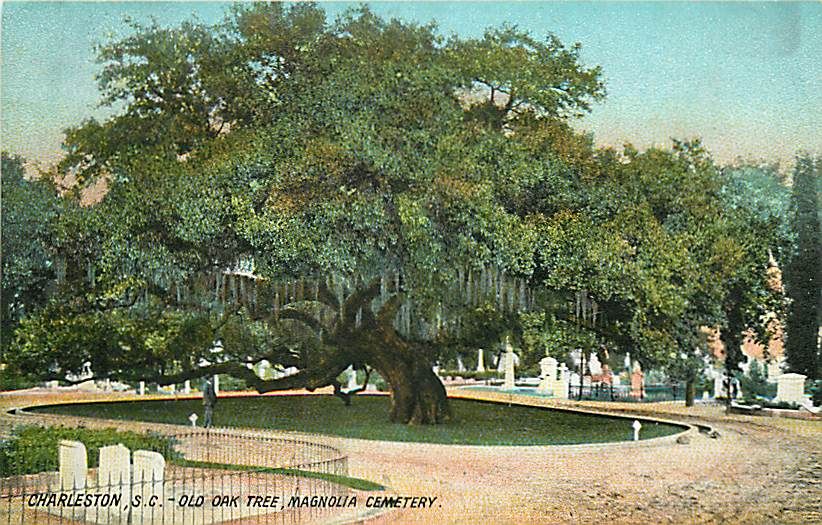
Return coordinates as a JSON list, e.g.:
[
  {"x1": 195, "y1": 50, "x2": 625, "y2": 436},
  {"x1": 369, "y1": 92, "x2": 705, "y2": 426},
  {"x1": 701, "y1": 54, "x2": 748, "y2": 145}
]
[{"x1": 202, "y1": 377, "x2": 217, "y2": 428}]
